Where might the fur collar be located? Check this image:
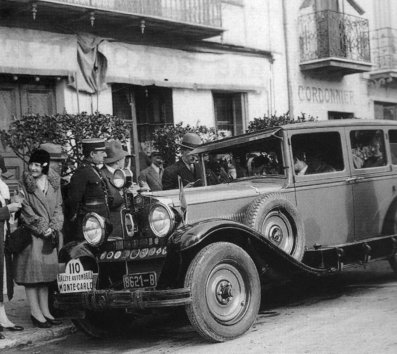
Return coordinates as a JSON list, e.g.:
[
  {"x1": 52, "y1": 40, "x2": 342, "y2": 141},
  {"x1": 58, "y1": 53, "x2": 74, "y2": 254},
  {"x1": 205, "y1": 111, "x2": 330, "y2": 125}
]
[{"x1": 22, "y1": 168, "x2": 60, "y2": 194}]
